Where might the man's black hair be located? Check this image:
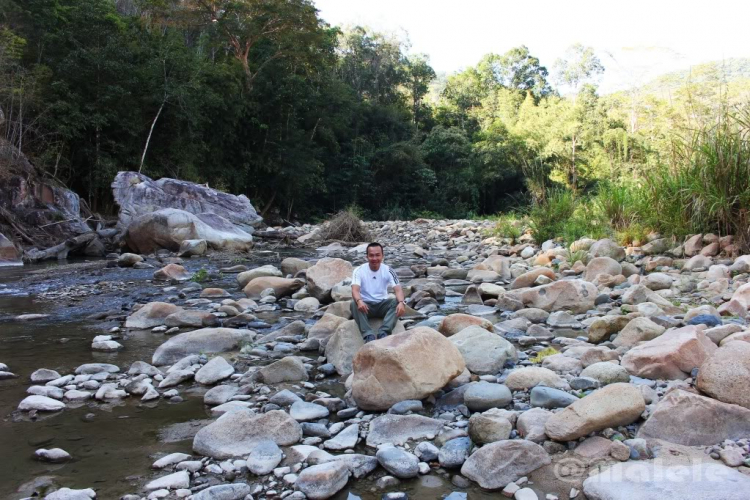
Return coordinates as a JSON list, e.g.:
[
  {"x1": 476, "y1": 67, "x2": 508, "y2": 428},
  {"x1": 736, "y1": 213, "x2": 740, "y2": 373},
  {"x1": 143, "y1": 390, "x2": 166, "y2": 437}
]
[{"x1": 366, "y1": 242, "x2": 384, "y2": 254}]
